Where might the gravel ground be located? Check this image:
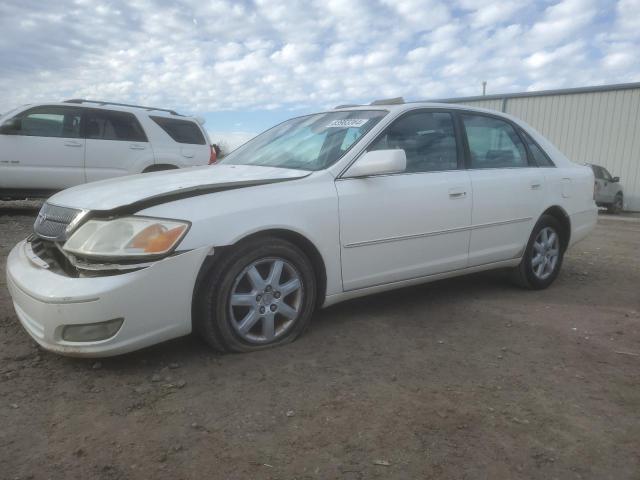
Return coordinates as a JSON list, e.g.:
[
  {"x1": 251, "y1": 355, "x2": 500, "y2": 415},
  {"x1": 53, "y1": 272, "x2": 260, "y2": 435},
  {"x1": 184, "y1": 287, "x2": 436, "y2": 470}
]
[{"x1": 1, "y1": 201, "x2": 639, "y2": 480}]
